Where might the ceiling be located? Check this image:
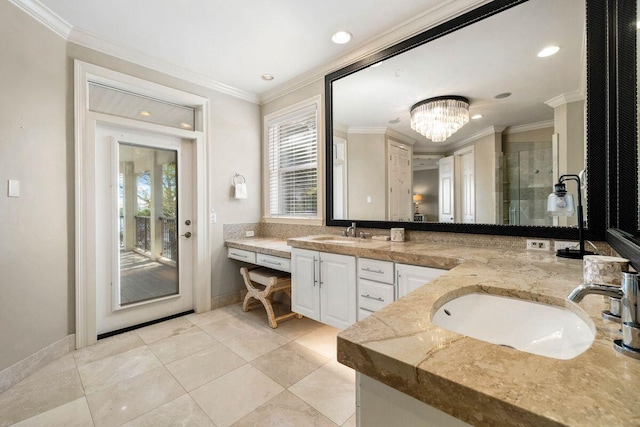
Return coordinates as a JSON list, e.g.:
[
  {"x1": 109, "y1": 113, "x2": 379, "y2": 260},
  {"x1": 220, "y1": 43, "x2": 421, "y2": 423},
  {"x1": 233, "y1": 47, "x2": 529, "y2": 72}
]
[
  {"x1": 32, "y1": 0, "x2": 489, "y2": 101},
  {"x1": 332, "y1": 0, "x2": 586, "y2": 152}
]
